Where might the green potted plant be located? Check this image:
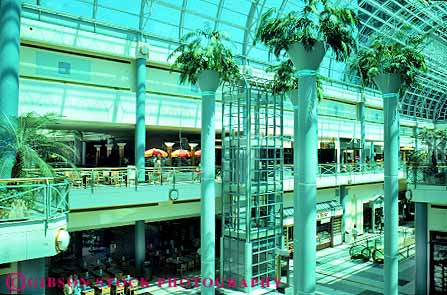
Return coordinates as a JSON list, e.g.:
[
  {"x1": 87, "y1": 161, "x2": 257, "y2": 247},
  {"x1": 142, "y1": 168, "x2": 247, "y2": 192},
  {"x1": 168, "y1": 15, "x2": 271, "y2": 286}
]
[
  {"x1": 168, "y1": 29, "x2": 240, "y2": 90},
  {"x1": 255, "y1": 0, "x2": 359, "y2": 71},
  {"x1": 168, "y1": 29, "x2": 240, "y2": 293},
  {"x1": 355, "y1": 34, "x2": 428, "y2": 94}
]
